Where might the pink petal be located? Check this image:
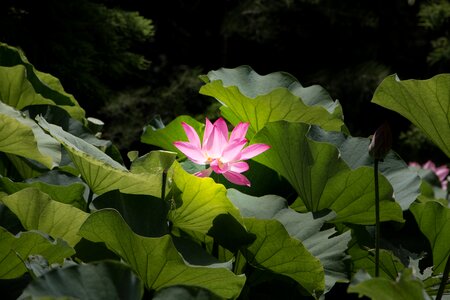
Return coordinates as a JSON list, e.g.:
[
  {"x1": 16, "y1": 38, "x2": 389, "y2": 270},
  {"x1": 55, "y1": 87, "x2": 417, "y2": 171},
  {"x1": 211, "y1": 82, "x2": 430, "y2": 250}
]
[
  {"x1": 210, "y1": 159, "x2": 229, "y2": 174},
  {"x1": 202, "y1": 118, "x2": 214, "y2": 146},
  {"x1": 194, "y1": 168, "x2": 213, "y2": 177},
  {"x1": 230, "y1": 161, "x2": 249, "y2": 173},
  {"x1": 423, "y1": 160, "x2": 436, "y2": 171},
  {"x1": 181, "y1": 122, "x2": 201, "y2": 149},
  {"x1": 240, "y1": 143, "x2": 271, "y2": 160},
  {"x1": 173, "y1": 141, "x2": 206, "y2": 164},
  {"x1": 204, "y1": 126, "x2": 228, "y2": 158},
  {"x1": 223, "y1": 171, "x2": 251, "y2": 187},
  {"x1": 408, "y1": 162, "x2": 420, "y2": 167},
  {"x1": 229, "y1": 122, "x2": 249, "y2": 143},
  {"x1": 213, "y1": 117, "x2": 229, "y2": 139},
  {"x1": 221, "y1": 139, "x2": 247, "y2": 162},
  {"x1": 435, "y1": 165, "x2": 449, "y2": 182}
]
